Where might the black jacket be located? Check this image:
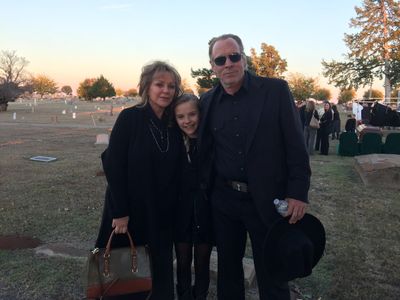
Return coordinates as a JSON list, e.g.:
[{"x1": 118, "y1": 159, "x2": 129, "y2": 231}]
[
  {"x1": 198, "y1": 73, "x2": 311, "y2": 227},
  {"x1": 319, "y1": 109, "x2": 333, "y2": 132},
  {"x1": 96, "y1": 105, "x2": 182, "y2": 248},
  {"x1": 174, "y1": 138, "x2": 213, "y2": 240}
]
